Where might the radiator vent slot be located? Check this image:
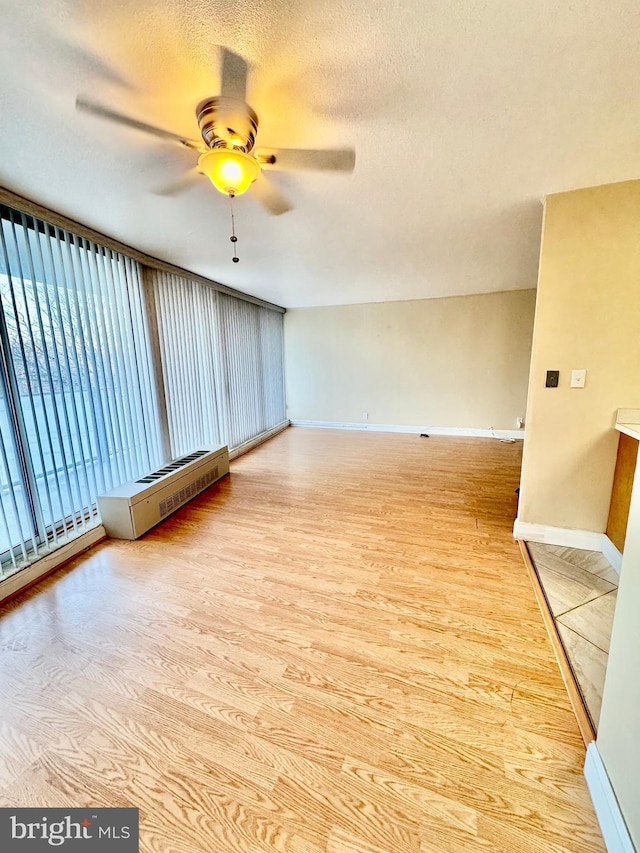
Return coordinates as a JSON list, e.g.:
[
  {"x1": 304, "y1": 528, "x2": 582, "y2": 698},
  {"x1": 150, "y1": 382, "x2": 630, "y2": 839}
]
[
  {"x1": 159, "y1": 466, "x2": 219, "y2": 517},
  {"x1": 136, "y1": 450, "x2": 208, "y2": 483}
]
